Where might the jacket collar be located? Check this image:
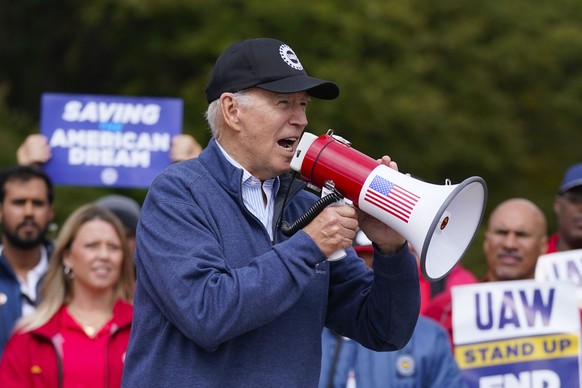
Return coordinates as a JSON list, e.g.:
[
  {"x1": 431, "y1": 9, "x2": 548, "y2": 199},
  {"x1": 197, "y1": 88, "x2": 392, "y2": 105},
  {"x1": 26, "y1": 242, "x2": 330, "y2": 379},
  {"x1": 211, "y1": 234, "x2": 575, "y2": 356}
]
[
  {"x1": 31, "y1": 299, "x2": 133, "y2": 339},
  {"x1": 198, "y1": 138, "x2": 306, "y2": 206}
]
